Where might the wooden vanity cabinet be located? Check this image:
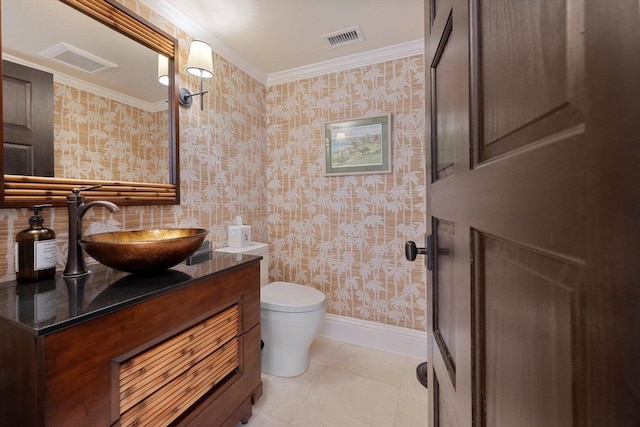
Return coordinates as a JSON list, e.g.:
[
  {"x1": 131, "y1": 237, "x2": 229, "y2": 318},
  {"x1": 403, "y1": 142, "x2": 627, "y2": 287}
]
[{"x1": 0, "y1": 260, "x2": 262, "y2": 426}]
